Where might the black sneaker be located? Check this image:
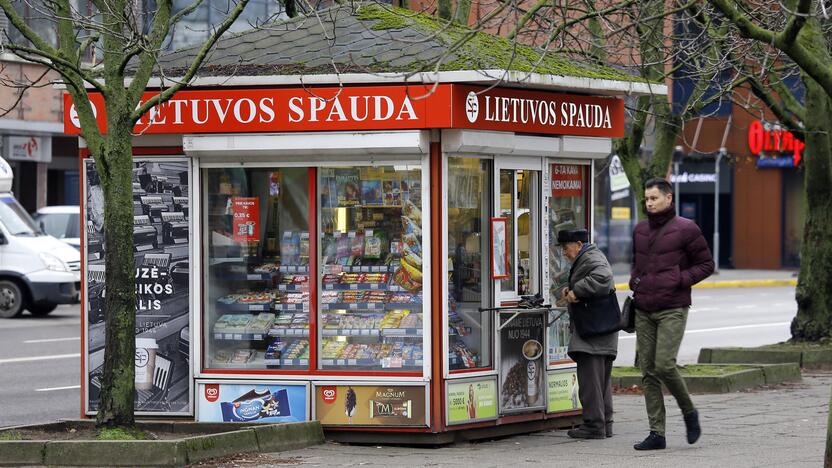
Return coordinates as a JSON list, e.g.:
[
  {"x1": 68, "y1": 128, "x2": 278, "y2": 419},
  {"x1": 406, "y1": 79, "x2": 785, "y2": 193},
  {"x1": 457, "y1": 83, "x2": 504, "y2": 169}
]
[
  {"x1": 605, "y1": 423, "x2": 613, "y2": 438},
  {"x1": 684, "y1": 409, "x2": 701, "y2": 444},
  {"x1": 567, "y1": 427, "x2": 606, "y2": 439},
  {"x1": 634, "y1": 431, "x2": 666, "y2": 450}
]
